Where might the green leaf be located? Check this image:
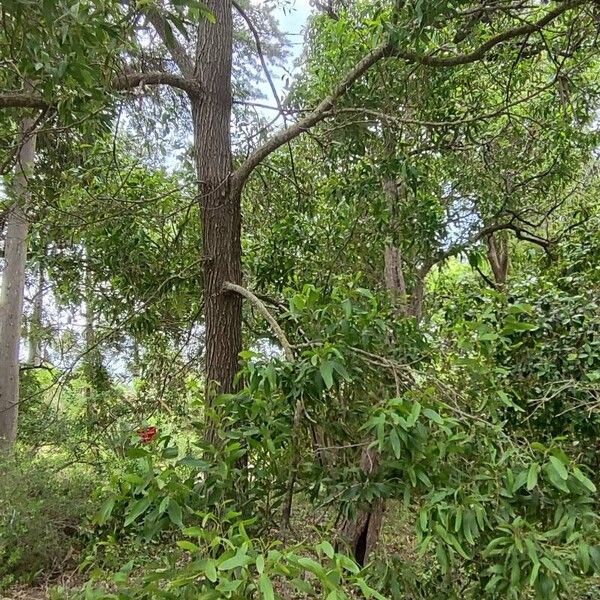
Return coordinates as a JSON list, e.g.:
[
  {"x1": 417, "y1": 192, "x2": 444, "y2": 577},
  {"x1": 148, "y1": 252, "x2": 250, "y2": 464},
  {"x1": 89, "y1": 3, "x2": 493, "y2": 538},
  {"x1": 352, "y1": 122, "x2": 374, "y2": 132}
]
[
  {"x1": 259, "y1": 574, "x2": 274, "y2": 600},
  {"x1": 526, "y1": 463, "x2": 539, "y2": 491},
  {"x1": 218, "y1": 548, "x2": 251, "y2": 571},
  {"x1": 204, "y1": 559, "x2": 218, "y2": 582},
  {"x1": 162, "y1": 446, "x2": 179, "y2": 459},
  {"x1": 529, "y1": 561, "x2": 540, "y2": 586},
  {"x1": 126, "y1": 447, "x2": 149, "y2": 458},
  {"x1": 422, "y1": 408, "x2": 444, "y2": 425},
  {"x1": 541, "y1": 556, "x2": 561, "y2": 574},
  {"x1": 389, "y1": 428, "x2": 402, "y2": 459},
  {"x1": 296, "y1": 556, "x2": 326, "y2": 577},
  {"x1": 168, "y1": 499, "x2": 183, "y2": 527},
  {"x1": 573, "y1": 467, "x2": 596, "y2": 492},
  {"x1": 177, "y1": 540, "x2": 199, "y2": 552},
  {"x1": 256, "y1": 554, "x2": 265, "y2": 574},
  {"x1": 96, "y1": 496, "x2": 115, "y2": 525},
  {"x1": 546, "y1": 463, "x2": 569, "y2": 493},
  {"x1": 337, "y1": 553, "x2": 360, "y2": 574},
  {"x1": 320, "y1": 360, "x2": 334, "y2": 389},
  {"x1": 317, "y1": 541, "x2": 335, "y2": 559},
  {"x1": 549, "y1": 456, "x2": 568, "y2": 480},
  {"x1": 124, "y1": 496, "x2": 152, "y2": 527},
  {"x1": 524, "y1": 538, "x2": 539, "y2": 566},
  {"x1": 407, "y1": 402, "x2": 421, "y2": 427}
]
